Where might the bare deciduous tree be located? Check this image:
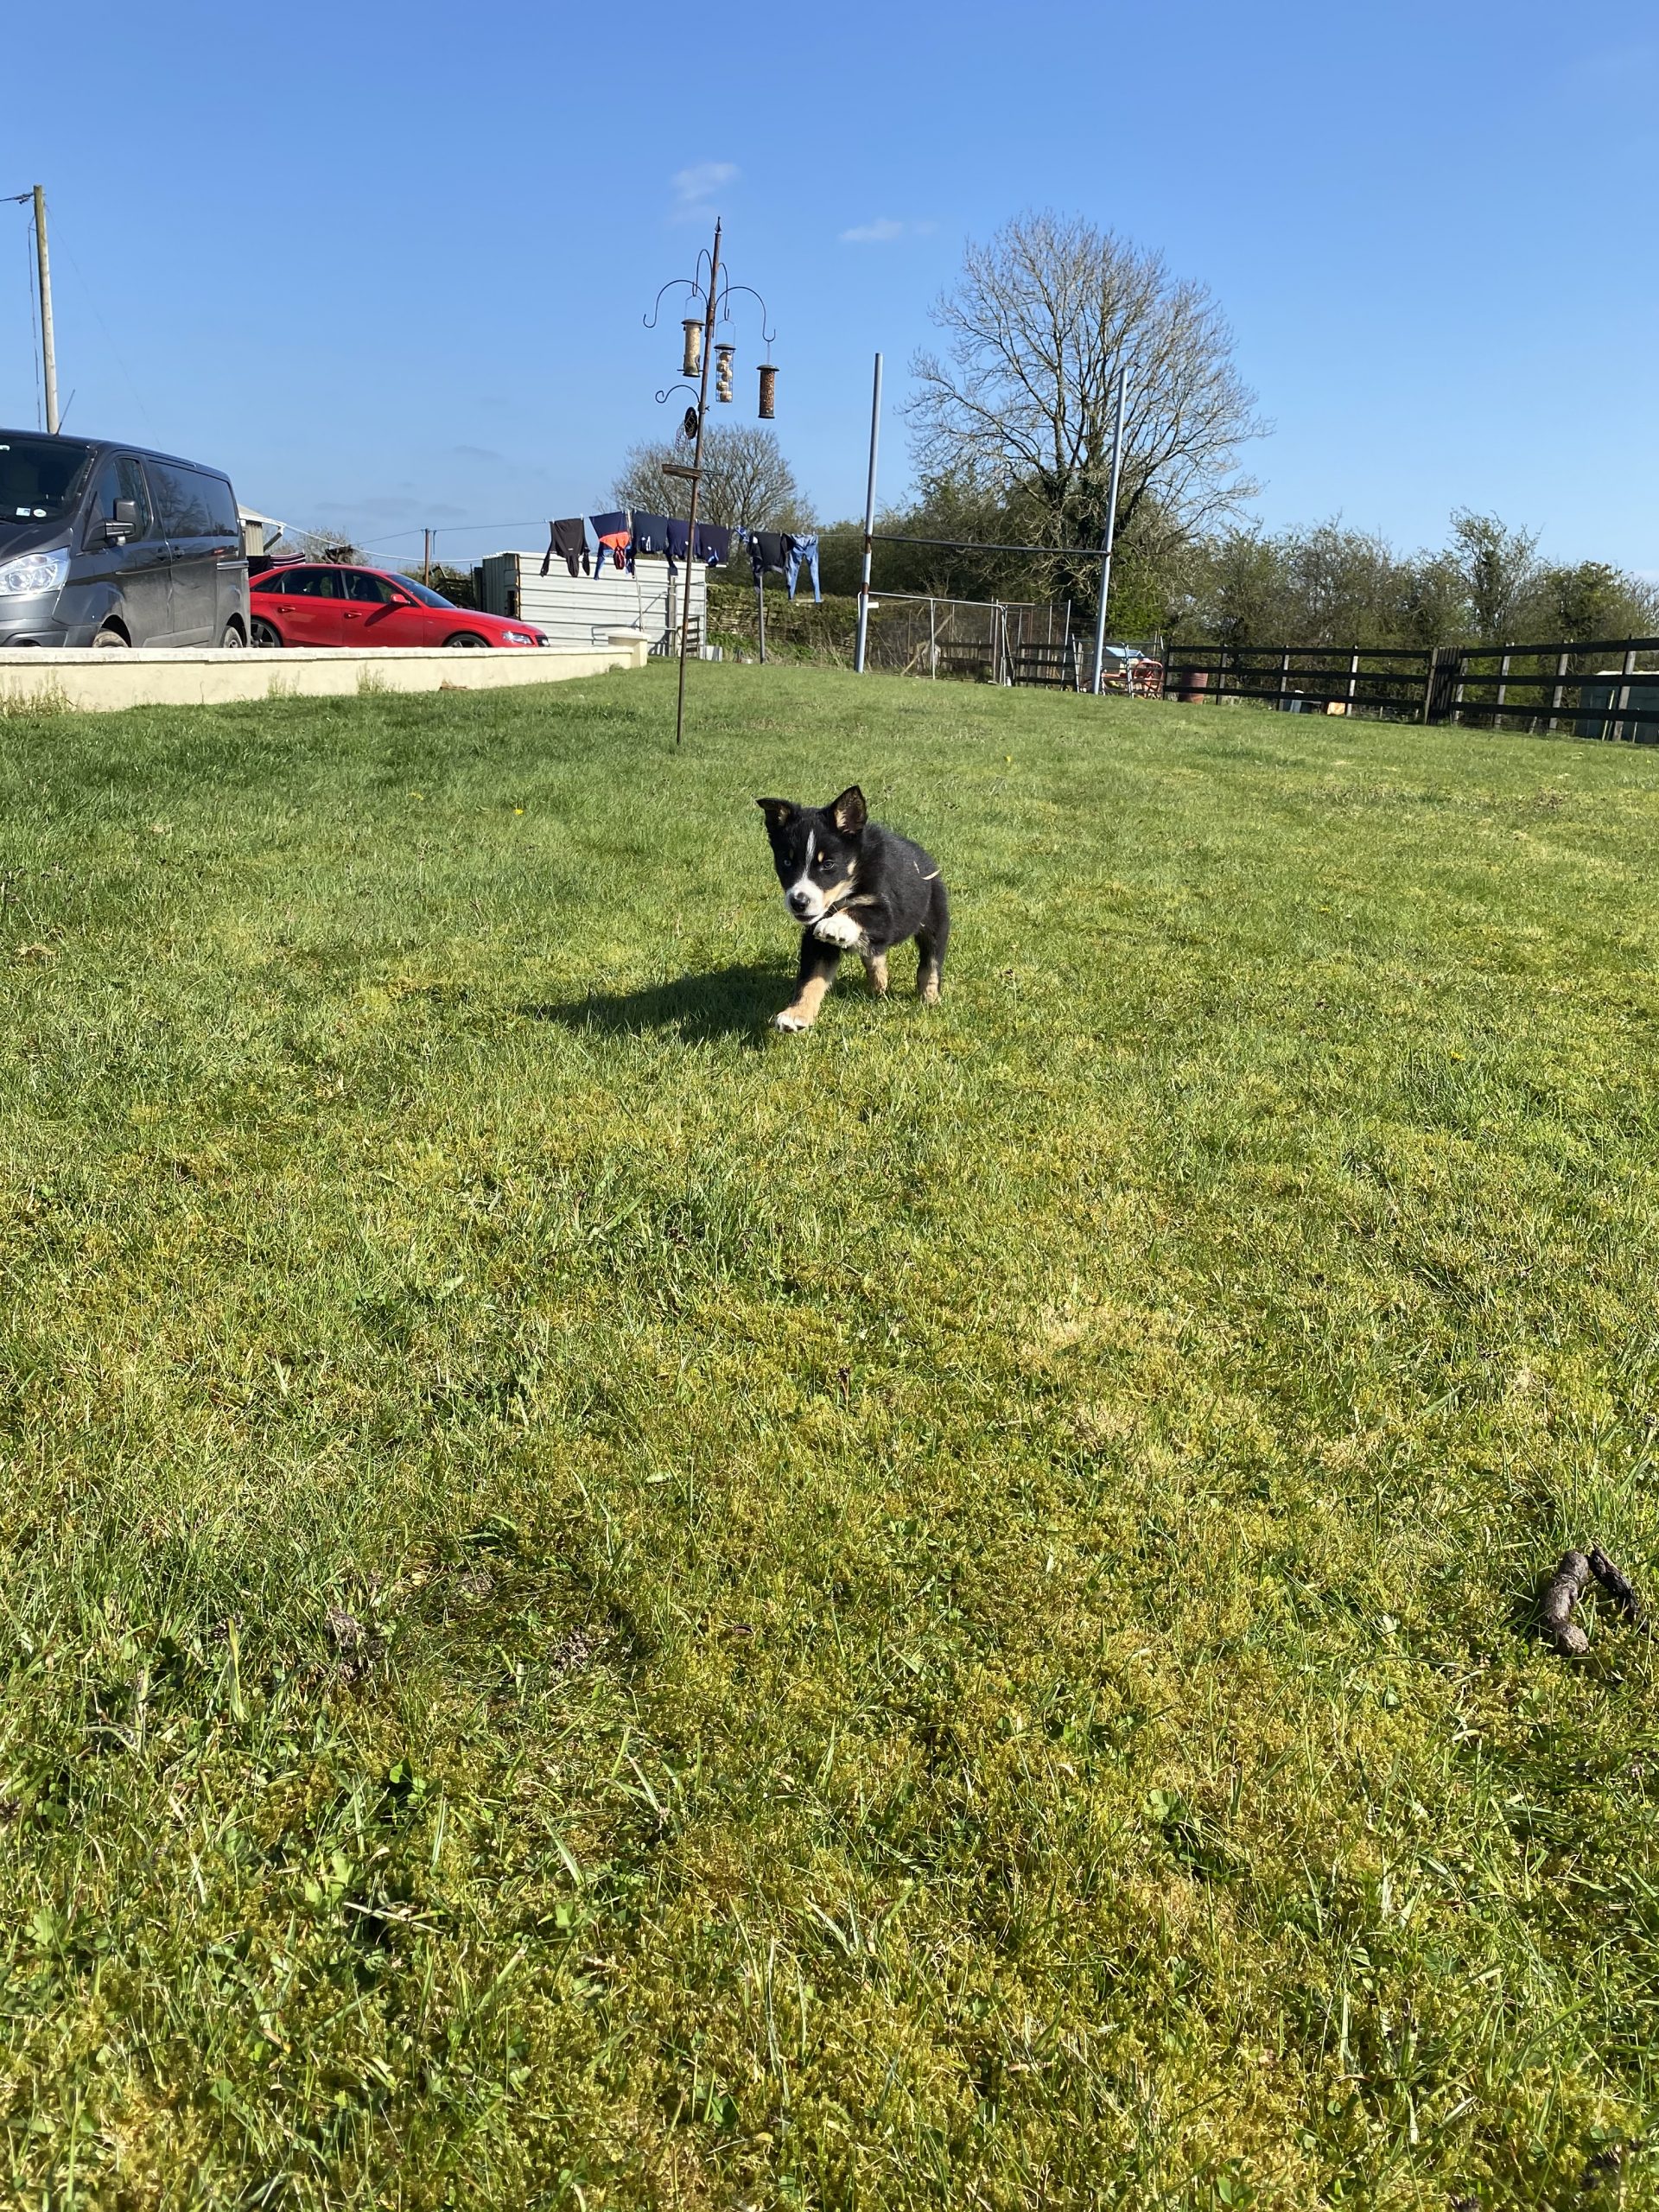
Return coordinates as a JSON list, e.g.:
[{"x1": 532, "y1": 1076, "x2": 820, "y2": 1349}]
[
  {"x1": 907, "y1": 213, "x2": 1267, "y2": 568},
  {"x1": 612, "y1": 424, "x2": 810, "y2": 536},
  {"x1": 271, "y1": 527, "x2": 365, "y2": 564}
]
